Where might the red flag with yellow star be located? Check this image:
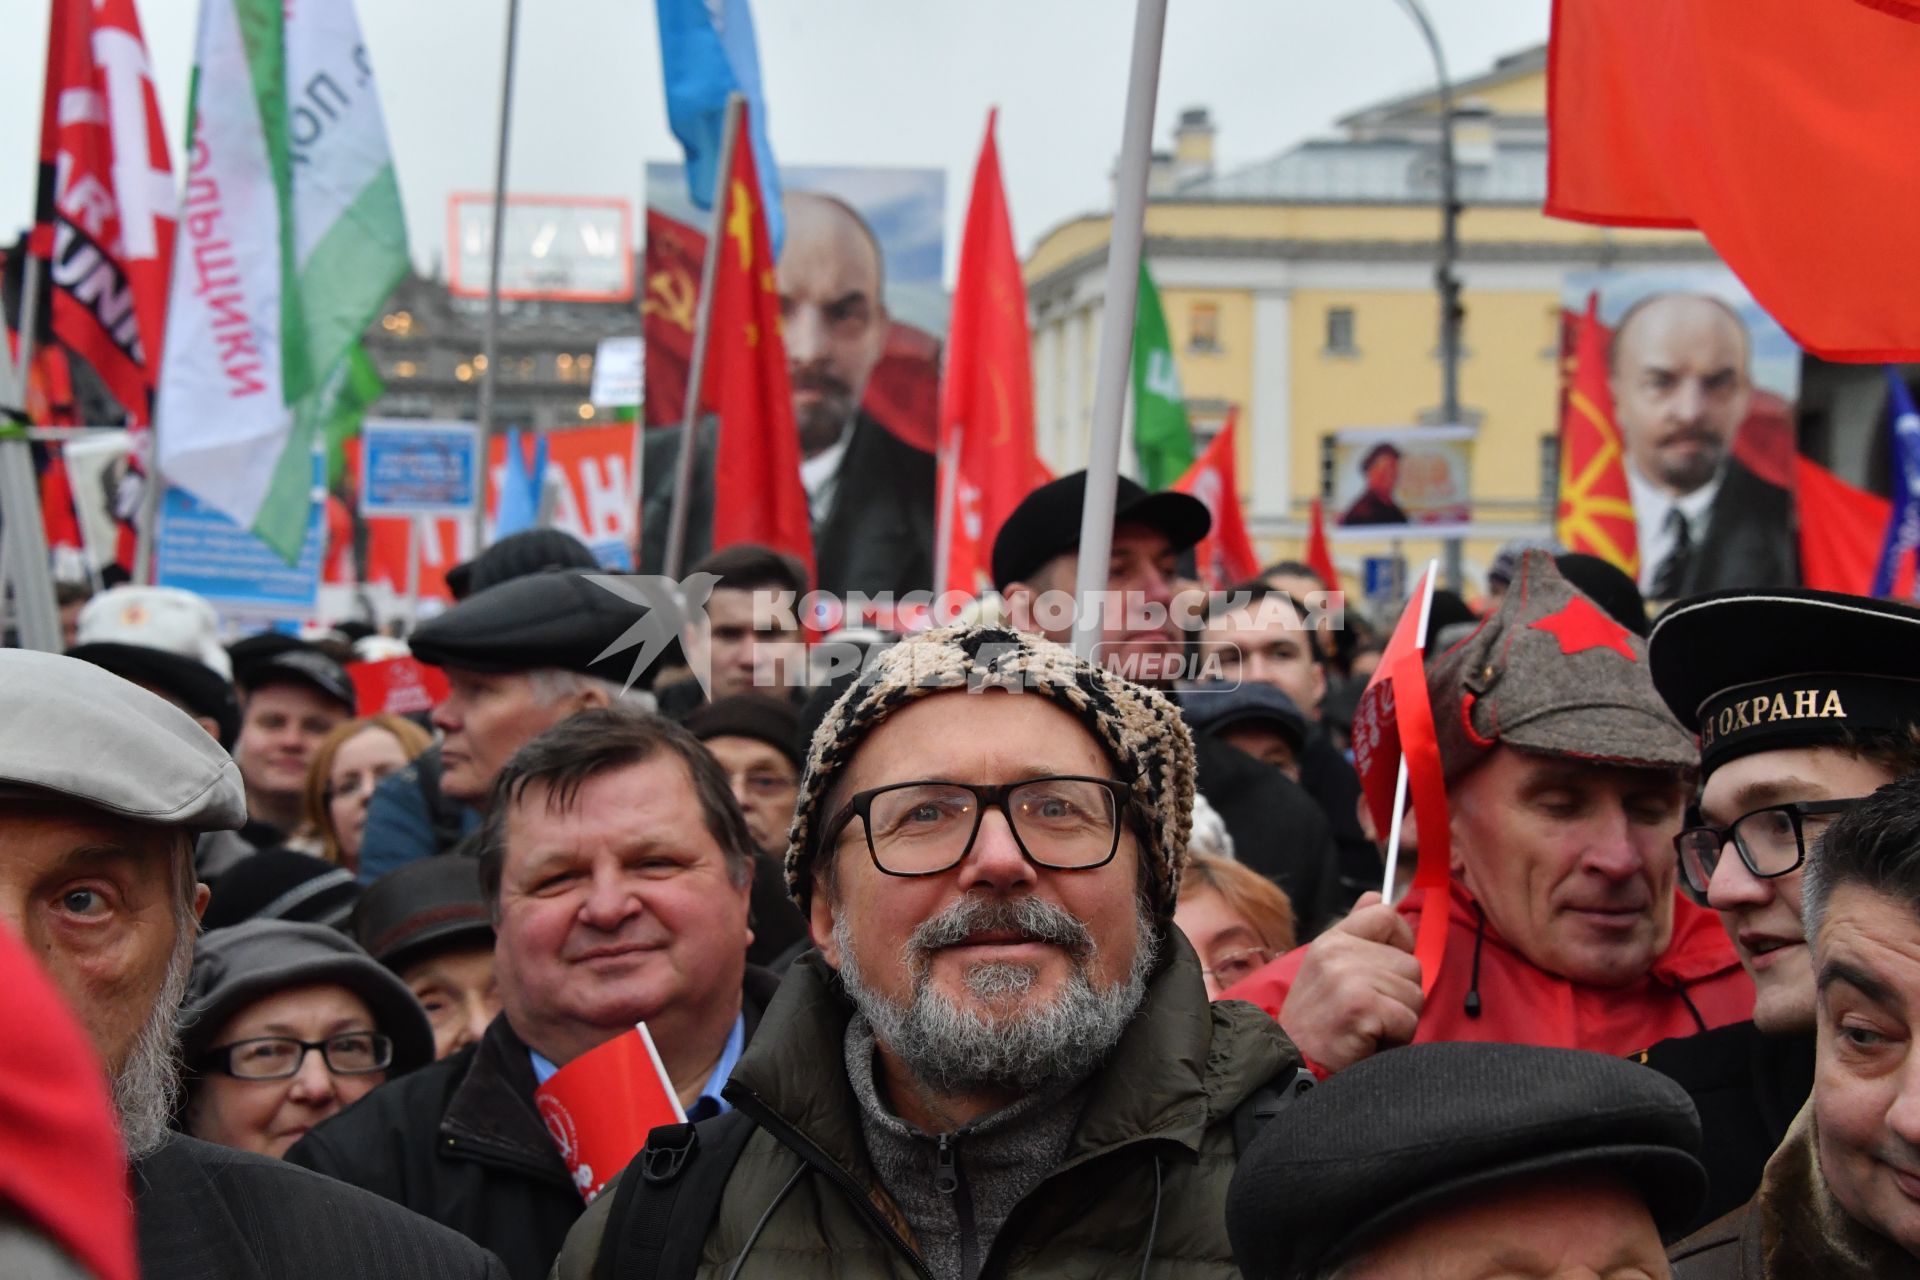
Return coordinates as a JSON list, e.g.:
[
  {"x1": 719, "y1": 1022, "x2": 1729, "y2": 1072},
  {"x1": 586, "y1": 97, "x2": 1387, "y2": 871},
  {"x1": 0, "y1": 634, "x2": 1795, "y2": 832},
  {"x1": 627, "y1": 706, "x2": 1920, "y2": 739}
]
[
  {"x1": 1554, "y1": 294, "x2": 1638, "y2": 578},
  {"x1": 705, "y1": 105, "x2": 814, "y2": 580}
]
